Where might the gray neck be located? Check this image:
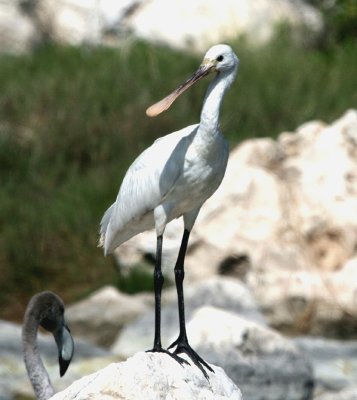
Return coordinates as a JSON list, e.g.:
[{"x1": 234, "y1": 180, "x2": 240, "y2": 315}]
[
  {"x1": 22, "y1": 314, "x2": 54, "y2": 400},
  {"x1": 200, "y1": 67, "x2": 237, "y2": 133}
]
